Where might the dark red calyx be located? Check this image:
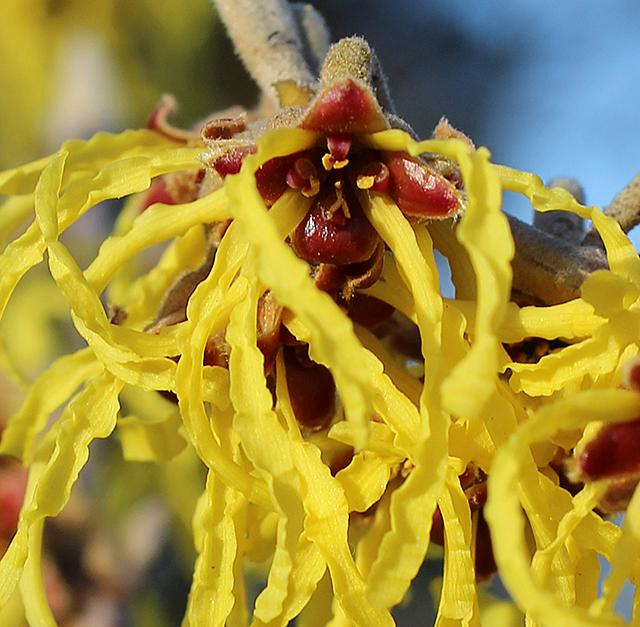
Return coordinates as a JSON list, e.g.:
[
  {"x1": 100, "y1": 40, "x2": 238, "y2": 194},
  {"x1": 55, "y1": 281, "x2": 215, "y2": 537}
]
[
  {"x1": 356, "y1": 160, "x2": 390, "y2": 194},
  {"x1": 382, "y1": 151, "x2": 464, "y2": 218},
  {"x1": 347, "y1": 294, "x2": 395, "y2": 329},
  {"x1": 578, "y1": 416, "x2": 640, "y2": 480},
  {"x1": 140, "y1": 178, "x2": 176, "y2": 213},
  {"x1": 0, "y1": 461, "x2": 28, "y2": 538},
  {"x1": 474, "y1": 510, "x2": 497, "y2": 581},
  {"x1": 312, "y1": 263, "x2": 347, "y2": 293},
  {"x1": 202, "y1": 116, "x2": 246, "y2": 141},
  {"x1": 211, "y1": 146, "x2": 257, "y2": 178},
  {"x1": 597, "y1": 476, "x2": 640, "y2": 514},
  {"x1": 300, "y1": 79, "x2": 389, "y2": 134},
  {"x1": 255, "y1": 153, "x2": 299, "y2": 205},
  {"x1": 430, "y1": 507, "x2": 445, "y2": 546},
  {"x1": 625, "y1": 360, "x2": 640, "y2": 391},
  {"x1": 286, "y1": 156, "x2": 320, "y2": 197},
  {"x1": 256, "y1": 291, "x2": 283, "y2": 376},
  {"x1": 289, "y1": 184, "x2": 380, "y2": 265},
  {"x1": 283, "y1": 344, "x2": 336, "y2": 432},
  {"x1": 204, "y1": 329, "x2": 230, "y2": 369}
]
